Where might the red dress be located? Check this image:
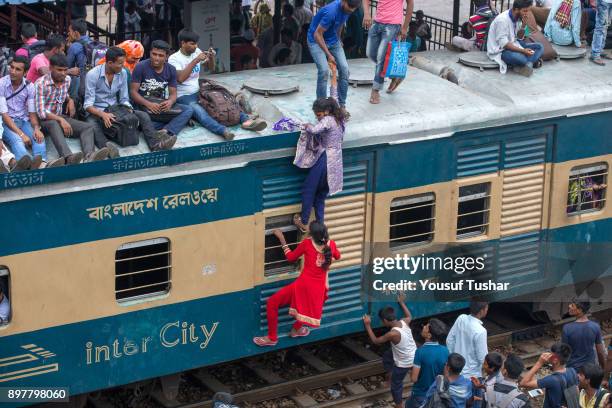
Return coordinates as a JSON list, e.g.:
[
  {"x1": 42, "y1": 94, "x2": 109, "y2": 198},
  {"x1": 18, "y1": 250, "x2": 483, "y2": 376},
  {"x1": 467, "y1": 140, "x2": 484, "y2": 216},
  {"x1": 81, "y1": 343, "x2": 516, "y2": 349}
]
[{"x1": 284, "y1": 238, "x2": 341, "y2": 326}]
